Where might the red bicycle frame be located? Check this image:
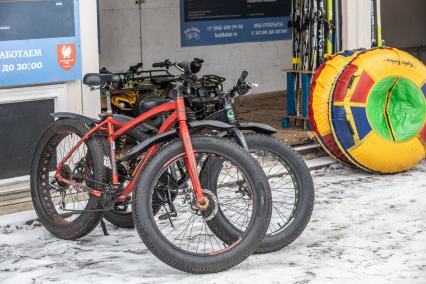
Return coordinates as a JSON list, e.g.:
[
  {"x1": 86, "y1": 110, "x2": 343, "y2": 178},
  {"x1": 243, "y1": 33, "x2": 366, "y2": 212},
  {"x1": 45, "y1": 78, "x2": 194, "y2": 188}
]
[{"x1": 54, "y1": 96, "x2": 207, "y2": 206}]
